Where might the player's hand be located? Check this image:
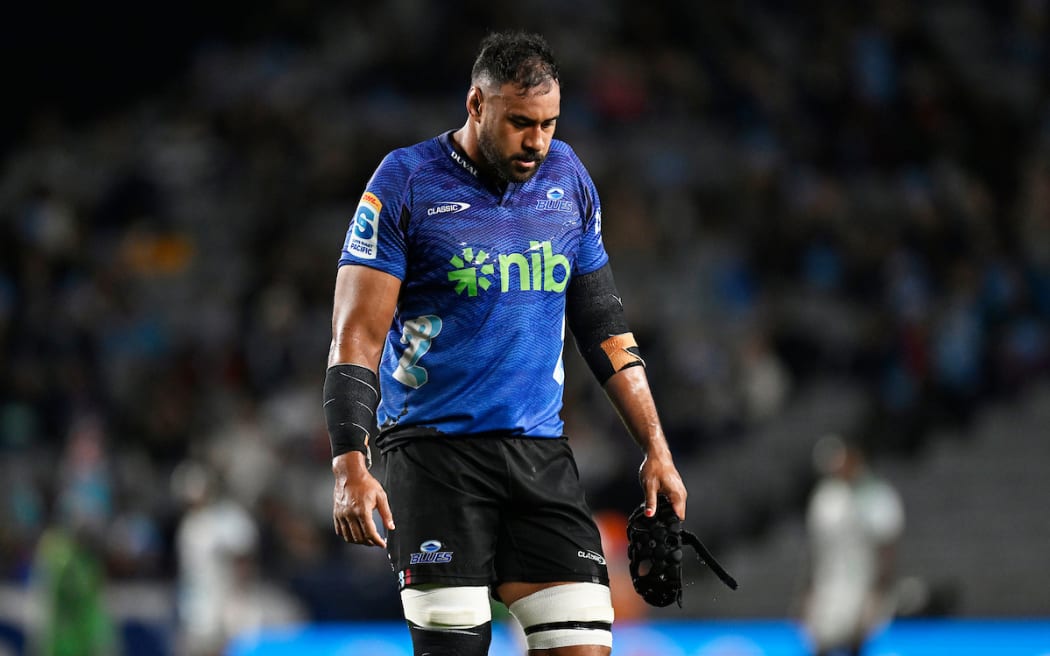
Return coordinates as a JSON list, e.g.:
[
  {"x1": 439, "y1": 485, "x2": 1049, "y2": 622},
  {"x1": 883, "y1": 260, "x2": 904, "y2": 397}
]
[
  {"x1": 639, "y1": 447, "x2": 687, "y2": 521},
  {"x1": 332, "y1": 451, "x2": 395, "y2": 547}
]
